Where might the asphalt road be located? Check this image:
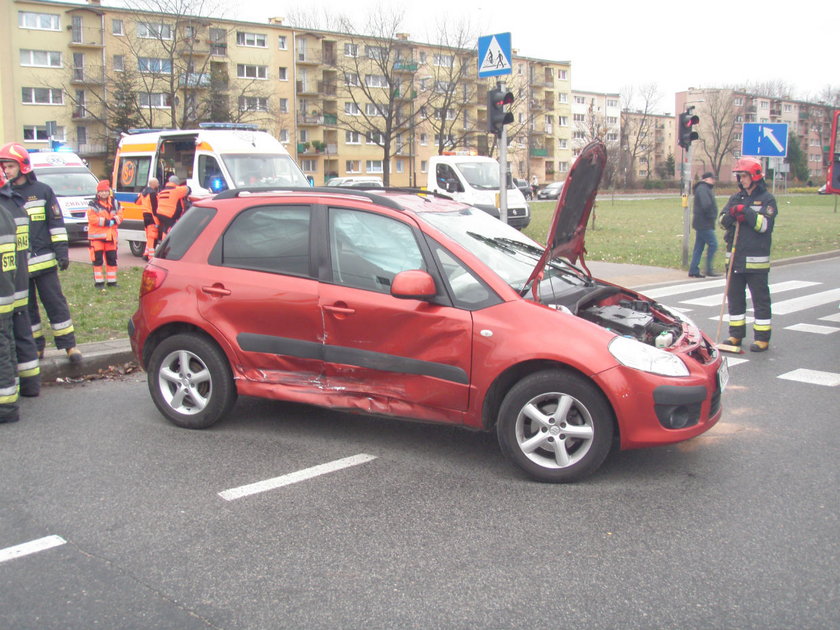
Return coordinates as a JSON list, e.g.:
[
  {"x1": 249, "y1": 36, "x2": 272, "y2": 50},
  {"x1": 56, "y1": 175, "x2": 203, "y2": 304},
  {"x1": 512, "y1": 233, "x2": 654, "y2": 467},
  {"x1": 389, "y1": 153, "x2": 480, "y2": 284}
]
[{"x1": 2, "y1": 257, "x2": 838, "y2": 629}]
